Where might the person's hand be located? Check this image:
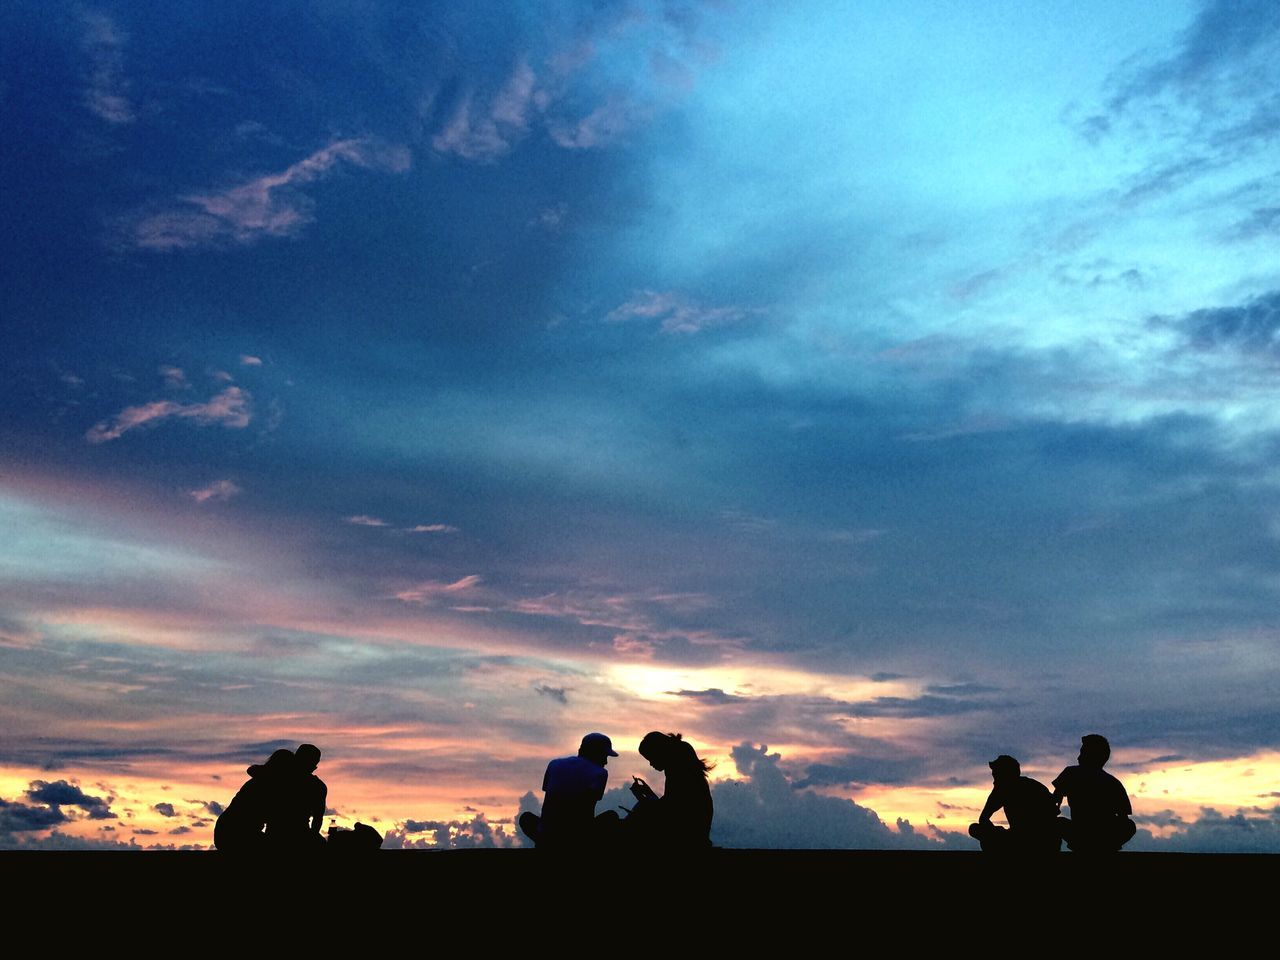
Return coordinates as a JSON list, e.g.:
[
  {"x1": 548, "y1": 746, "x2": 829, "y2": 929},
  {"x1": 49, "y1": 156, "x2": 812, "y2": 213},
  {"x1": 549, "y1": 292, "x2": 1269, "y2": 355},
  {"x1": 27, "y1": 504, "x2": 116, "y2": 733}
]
[{"x1": 630, "y1": 776, "x2": 657, "y2": 802}]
